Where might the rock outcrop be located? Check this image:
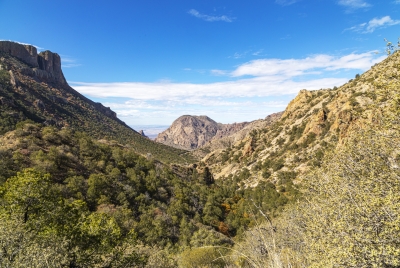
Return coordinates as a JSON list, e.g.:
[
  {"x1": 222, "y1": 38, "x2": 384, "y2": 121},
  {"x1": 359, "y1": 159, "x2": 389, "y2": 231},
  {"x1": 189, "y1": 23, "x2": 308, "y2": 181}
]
[
  {"x1": 155, "y1": 115, "x2": 249, "y2": 150},
  {"x1": 139, "y1": 130, "x2": 149, "y2": 139},
  {"x1": 0, "y1": 41, "x2": 66, "y2": 85},
  {"x1": 0, "y1": 41, "x2": 38, "y2": 67},
  {"x1": 0, "y1": 41, "x2": 123, "y2": 122},
  {"x1": 36, "y1": 50, "x2": 67, "y2": 85}
]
